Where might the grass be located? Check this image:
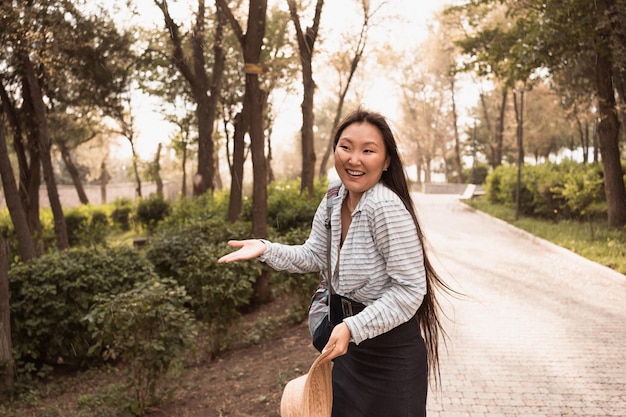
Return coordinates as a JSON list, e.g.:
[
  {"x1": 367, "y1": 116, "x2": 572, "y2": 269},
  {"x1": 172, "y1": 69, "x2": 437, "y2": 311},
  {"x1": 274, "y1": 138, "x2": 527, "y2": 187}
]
[{"x1": 466, "y1": 197, "x2": 626, "y2": 276}]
